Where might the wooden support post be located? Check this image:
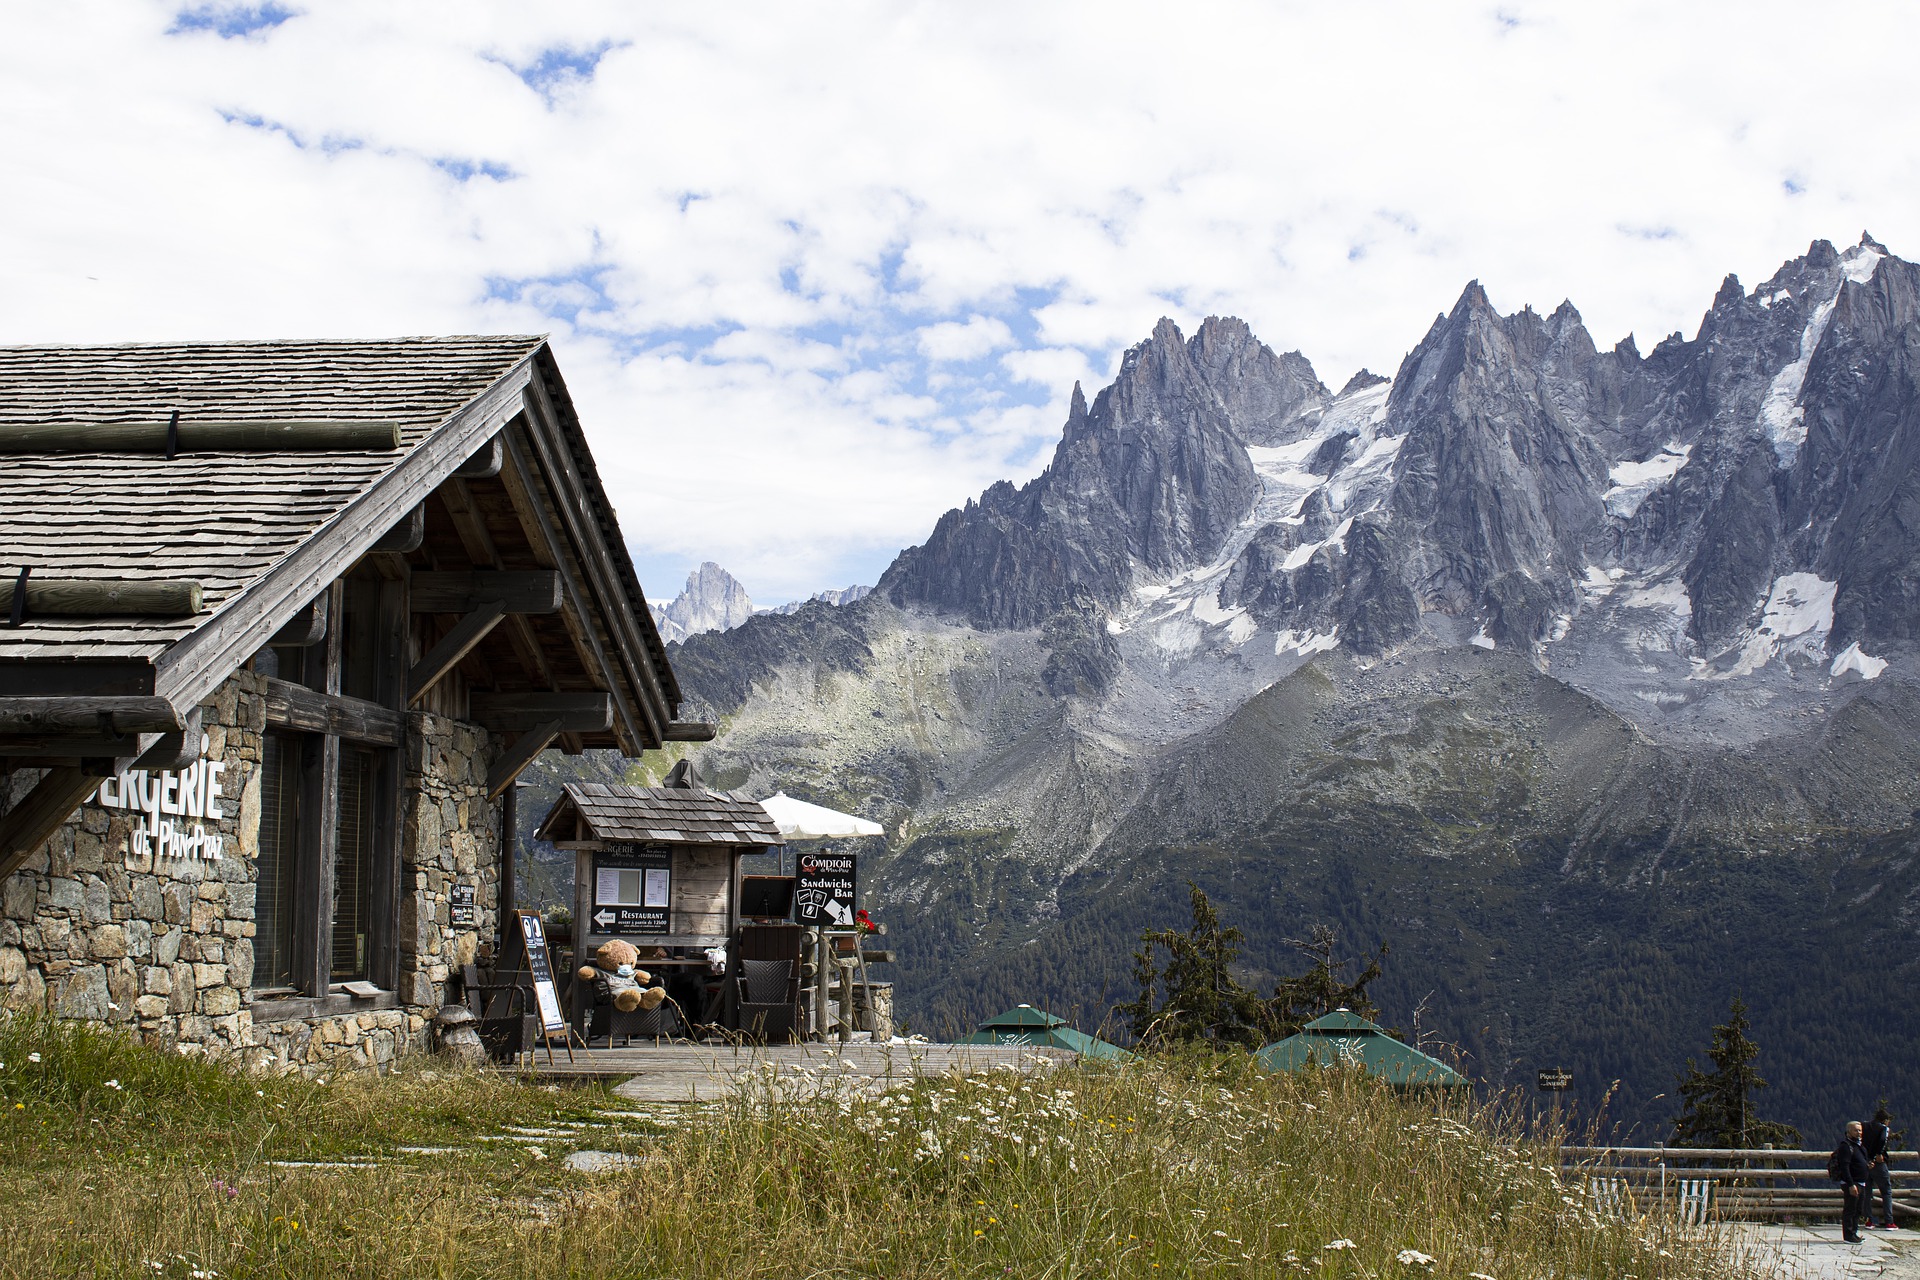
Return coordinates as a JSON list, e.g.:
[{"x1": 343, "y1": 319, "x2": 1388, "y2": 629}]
[
  {"x1": 486, "y1": 720, "x2": 562, "y2": 800},
  {"x1": 837, "y1": 957, "x2": 855, "y2": 1044},
  {"x1": 291, "y1": 582, "x2": 344, "y2": 997},
  {"x1": 0, "y1": 767, "x2": 100, "y2": 878},
  {"x1": 368, "y1": 577, "x2": 408, "y2": 991},
  {"x1": 406, "y1": 601, "x2": 507, "y2": 704}
]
